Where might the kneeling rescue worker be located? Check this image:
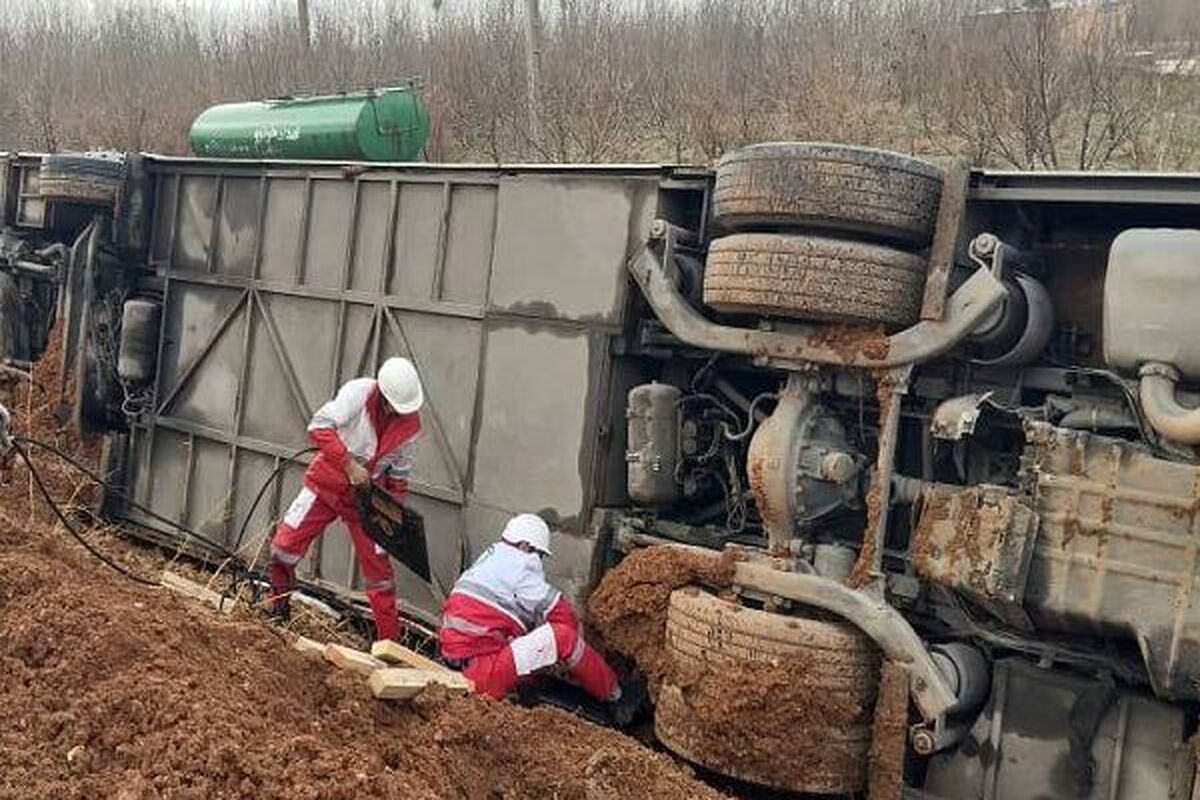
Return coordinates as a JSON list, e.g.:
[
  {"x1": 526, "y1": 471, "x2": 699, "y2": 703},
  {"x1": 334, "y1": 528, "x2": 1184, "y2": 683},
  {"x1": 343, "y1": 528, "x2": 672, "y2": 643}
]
[
  {"x1": 440, "y1": 513, "x2": 637, "y2": 718},
  {"x1": 267, "y1": 357, "x2": 423, "y2": 643}
]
